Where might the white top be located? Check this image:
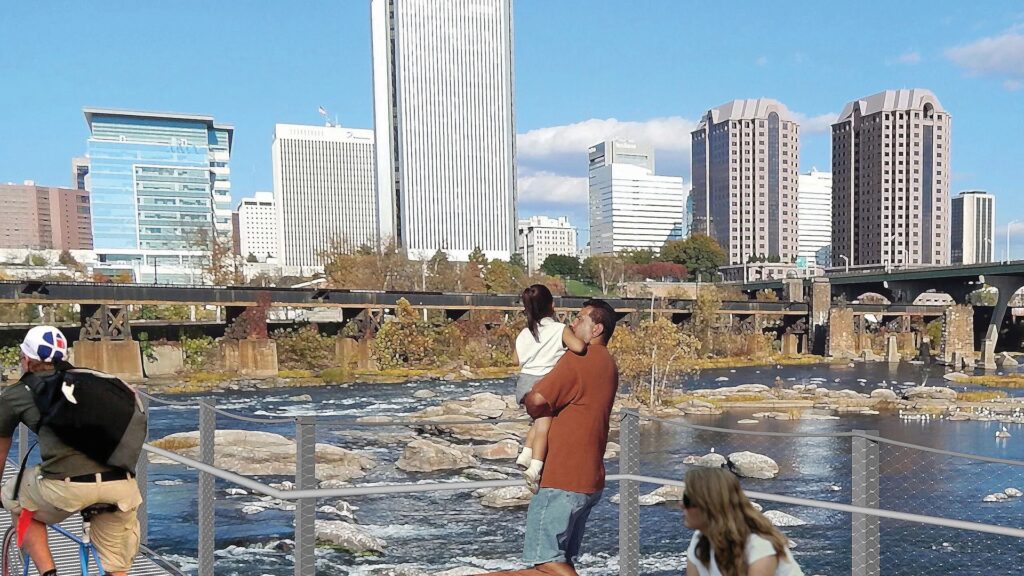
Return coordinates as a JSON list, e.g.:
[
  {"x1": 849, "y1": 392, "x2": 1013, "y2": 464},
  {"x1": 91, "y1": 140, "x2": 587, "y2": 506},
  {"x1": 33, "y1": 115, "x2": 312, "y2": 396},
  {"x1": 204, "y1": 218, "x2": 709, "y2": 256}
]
[
  {"x1": 686, "y1": 532, "x2": 803, "y2": 576},
  {"x1": 515, "y1": 317, "x2": 568, "y2": 376}
]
